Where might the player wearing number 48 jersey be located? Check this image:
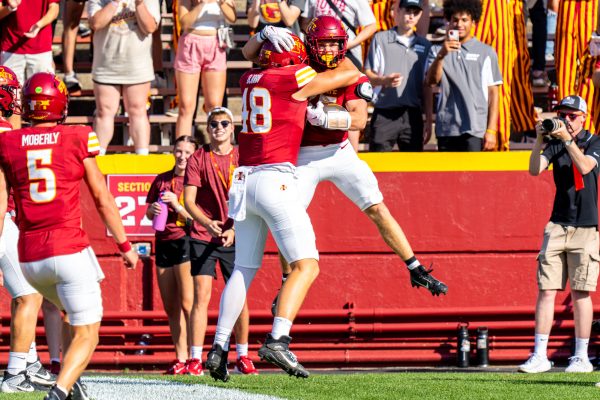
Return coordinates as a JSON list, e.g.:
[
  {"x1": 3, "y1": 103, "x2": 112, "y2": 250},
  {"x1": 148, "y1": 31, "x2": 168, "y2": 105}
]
[
  {"x1": 205, "y1": 32, "x2": 361, "y2": 382},
  {"x1": 0, "y1": 72, "x2": 138, "y2": 400}
]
